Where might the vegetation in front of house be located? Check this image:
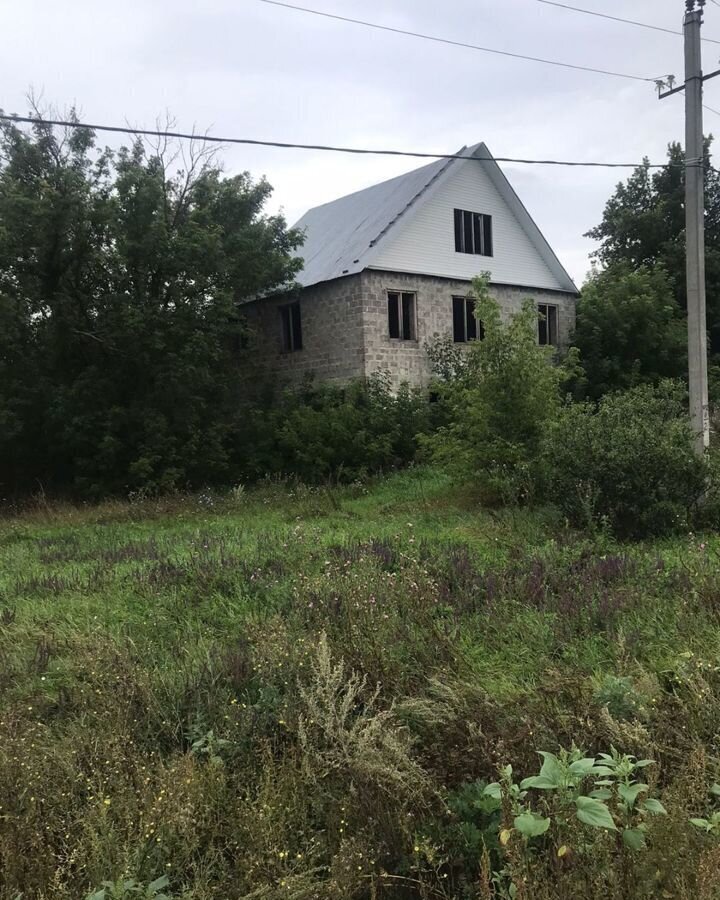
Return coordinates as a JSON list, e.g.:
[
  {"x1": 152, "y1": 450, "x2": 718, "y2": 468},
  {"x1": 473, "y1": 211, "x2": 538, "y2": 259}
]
[
  {"x1": 1, "y1": 471, "x2": 720, "y2": 898},
  {"x1": 0, "y1": 112, "x2": 303, "y2": 498},
  {"x1": 424, "y1": 275, "x2": 715, "y2": 539}
]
